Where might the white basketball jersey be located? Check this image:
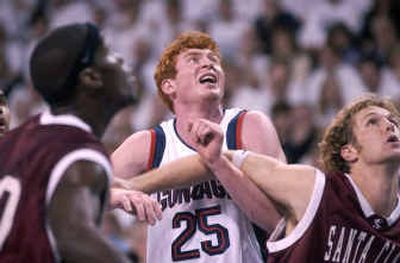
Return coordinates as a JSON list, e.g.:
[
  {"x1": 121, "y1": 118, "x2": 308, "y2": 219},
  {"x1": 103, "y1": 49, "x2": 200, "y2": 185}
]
[{"x1": 146, "y1": 108, "x2": 263, "y2": 263}]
